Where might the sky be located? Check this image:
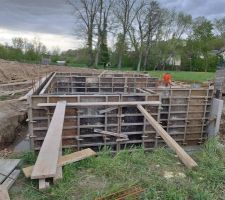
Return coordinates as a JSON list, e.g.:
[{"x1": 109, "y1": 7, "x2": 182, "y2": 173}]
[{"x1": 0, "y1": 0, "x2": 225, "y2": 51}]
